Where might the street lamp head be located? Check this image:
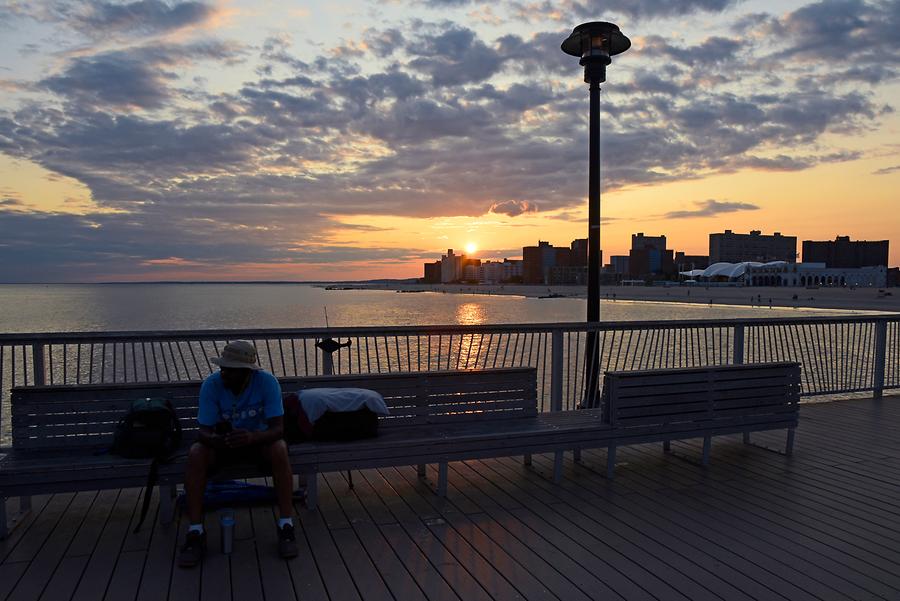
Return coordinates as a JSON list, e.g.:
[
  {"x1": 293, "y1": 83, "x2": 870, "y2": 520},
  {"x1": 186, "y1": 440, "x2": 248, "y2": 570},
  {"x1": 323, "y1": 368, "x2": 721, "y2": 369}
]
[{"x1": 561, "y1": 21, "x2": 630, "y2": 83}]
